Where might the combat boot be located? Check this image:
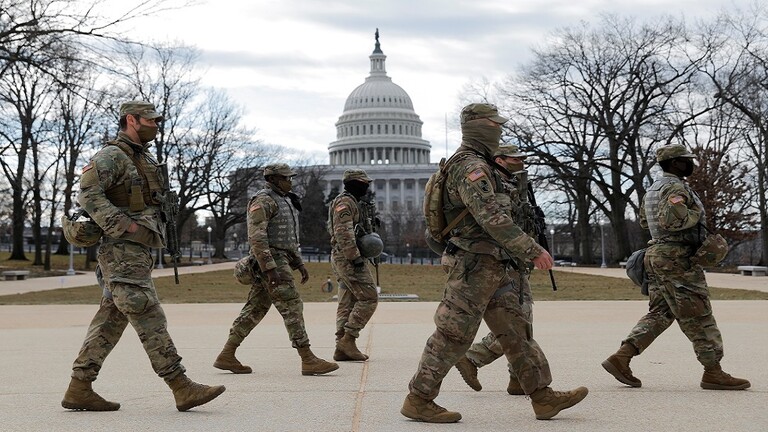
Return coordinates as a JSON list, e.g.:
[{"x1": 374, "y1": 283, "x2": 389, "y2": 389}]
[
  {"x1": 213, "y1": 341, "x2": 252, "y2": 374},
  {"x1": 529, "y1": 386, "x2": 589, "y2": 420},
  {"x1": 507, "y1": 377, "x2": 524, "y2": 395},
  {"x1": 700, "y1": 364, "x2": 750, "y2": 390},
  {"x1": 601, "y1": 343, "x2": 642, "y2": 387},
  {"x1": 61, "y1": 377, "x2": 120, "y2": 411},
  {"x1": 400, "y1": 393, "x2": 461, "y2": 423},
  {"x1": 167, "y1": 374, "x2": 226, "y2": 412},
  {"x1": 455, "y1": 356, "x2": 482, "y2": 391},
  {"x1": 297, "y1": 346, "x2": 339, "y2": 375},
  {"x1": 335, "y1": 333, "x2": 368, "y2": 361}
]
